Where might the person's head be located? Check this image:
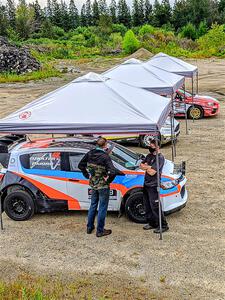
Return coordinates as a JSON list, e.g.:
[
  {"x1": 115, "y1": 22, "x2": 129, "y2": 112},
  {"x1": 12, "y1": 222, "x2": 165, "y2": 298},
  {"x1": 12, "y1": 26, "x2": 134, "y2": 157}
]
[
  {"x1": 149, "y1": 138, "x2": 161, "y2": 154},
  {"x1": 96, "y1": 137, "x2": 108, "y2": 150}
]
